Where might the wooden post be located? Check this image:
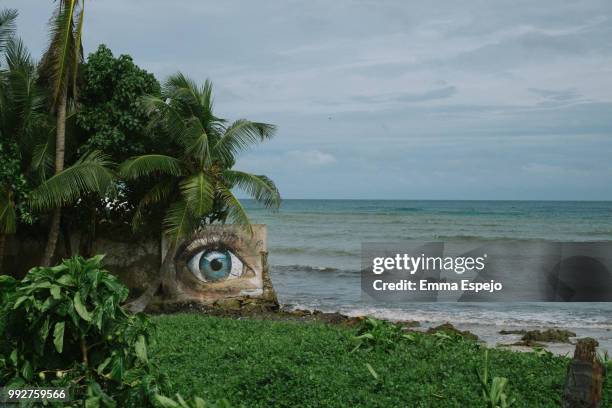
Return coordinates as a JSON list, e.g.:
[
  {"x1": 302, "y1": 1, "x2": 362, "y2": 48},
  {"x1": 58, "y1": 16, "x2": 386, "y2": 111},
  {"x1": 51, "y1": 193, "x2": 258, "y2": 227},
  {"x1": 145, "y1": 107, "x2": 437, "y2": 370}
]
[{"x1": 562, "y1": 338, "x2": 604, "y2": 408}]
